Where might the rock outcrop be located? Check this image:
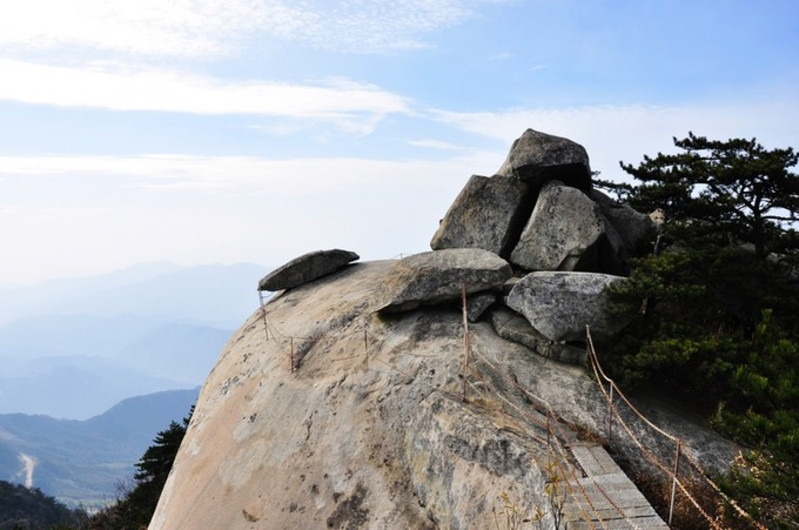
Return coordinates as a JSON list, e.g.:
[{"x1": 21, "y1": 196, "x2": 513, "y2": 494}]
[
  {"x1": 506, "y1": 271, "x2": 632, "y2": 342},
  {"x1": 258, "y1": 248, "x2": 359, "y2": 291},
  {"x1": 432, "y1": 128, "x2": 655, "y2": 277},
  {"x1": 510, "y1": 180, "x2": 606, "y2": 271},
  {"x1": 378, "y1": 248, "x2": 511, "y2": 313},
  {"x1": 150, "y1": 262, "x2": 736, "y2": 530},
  {"x1": 430, "y1": 174, "x2": 529, "y2": 256},
  {"x1": 496, "y1": 128, "x2": 592, "y2": 192},
  {"x1": 151, "y1": 129, "x2": 738, "y2": 530}
]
